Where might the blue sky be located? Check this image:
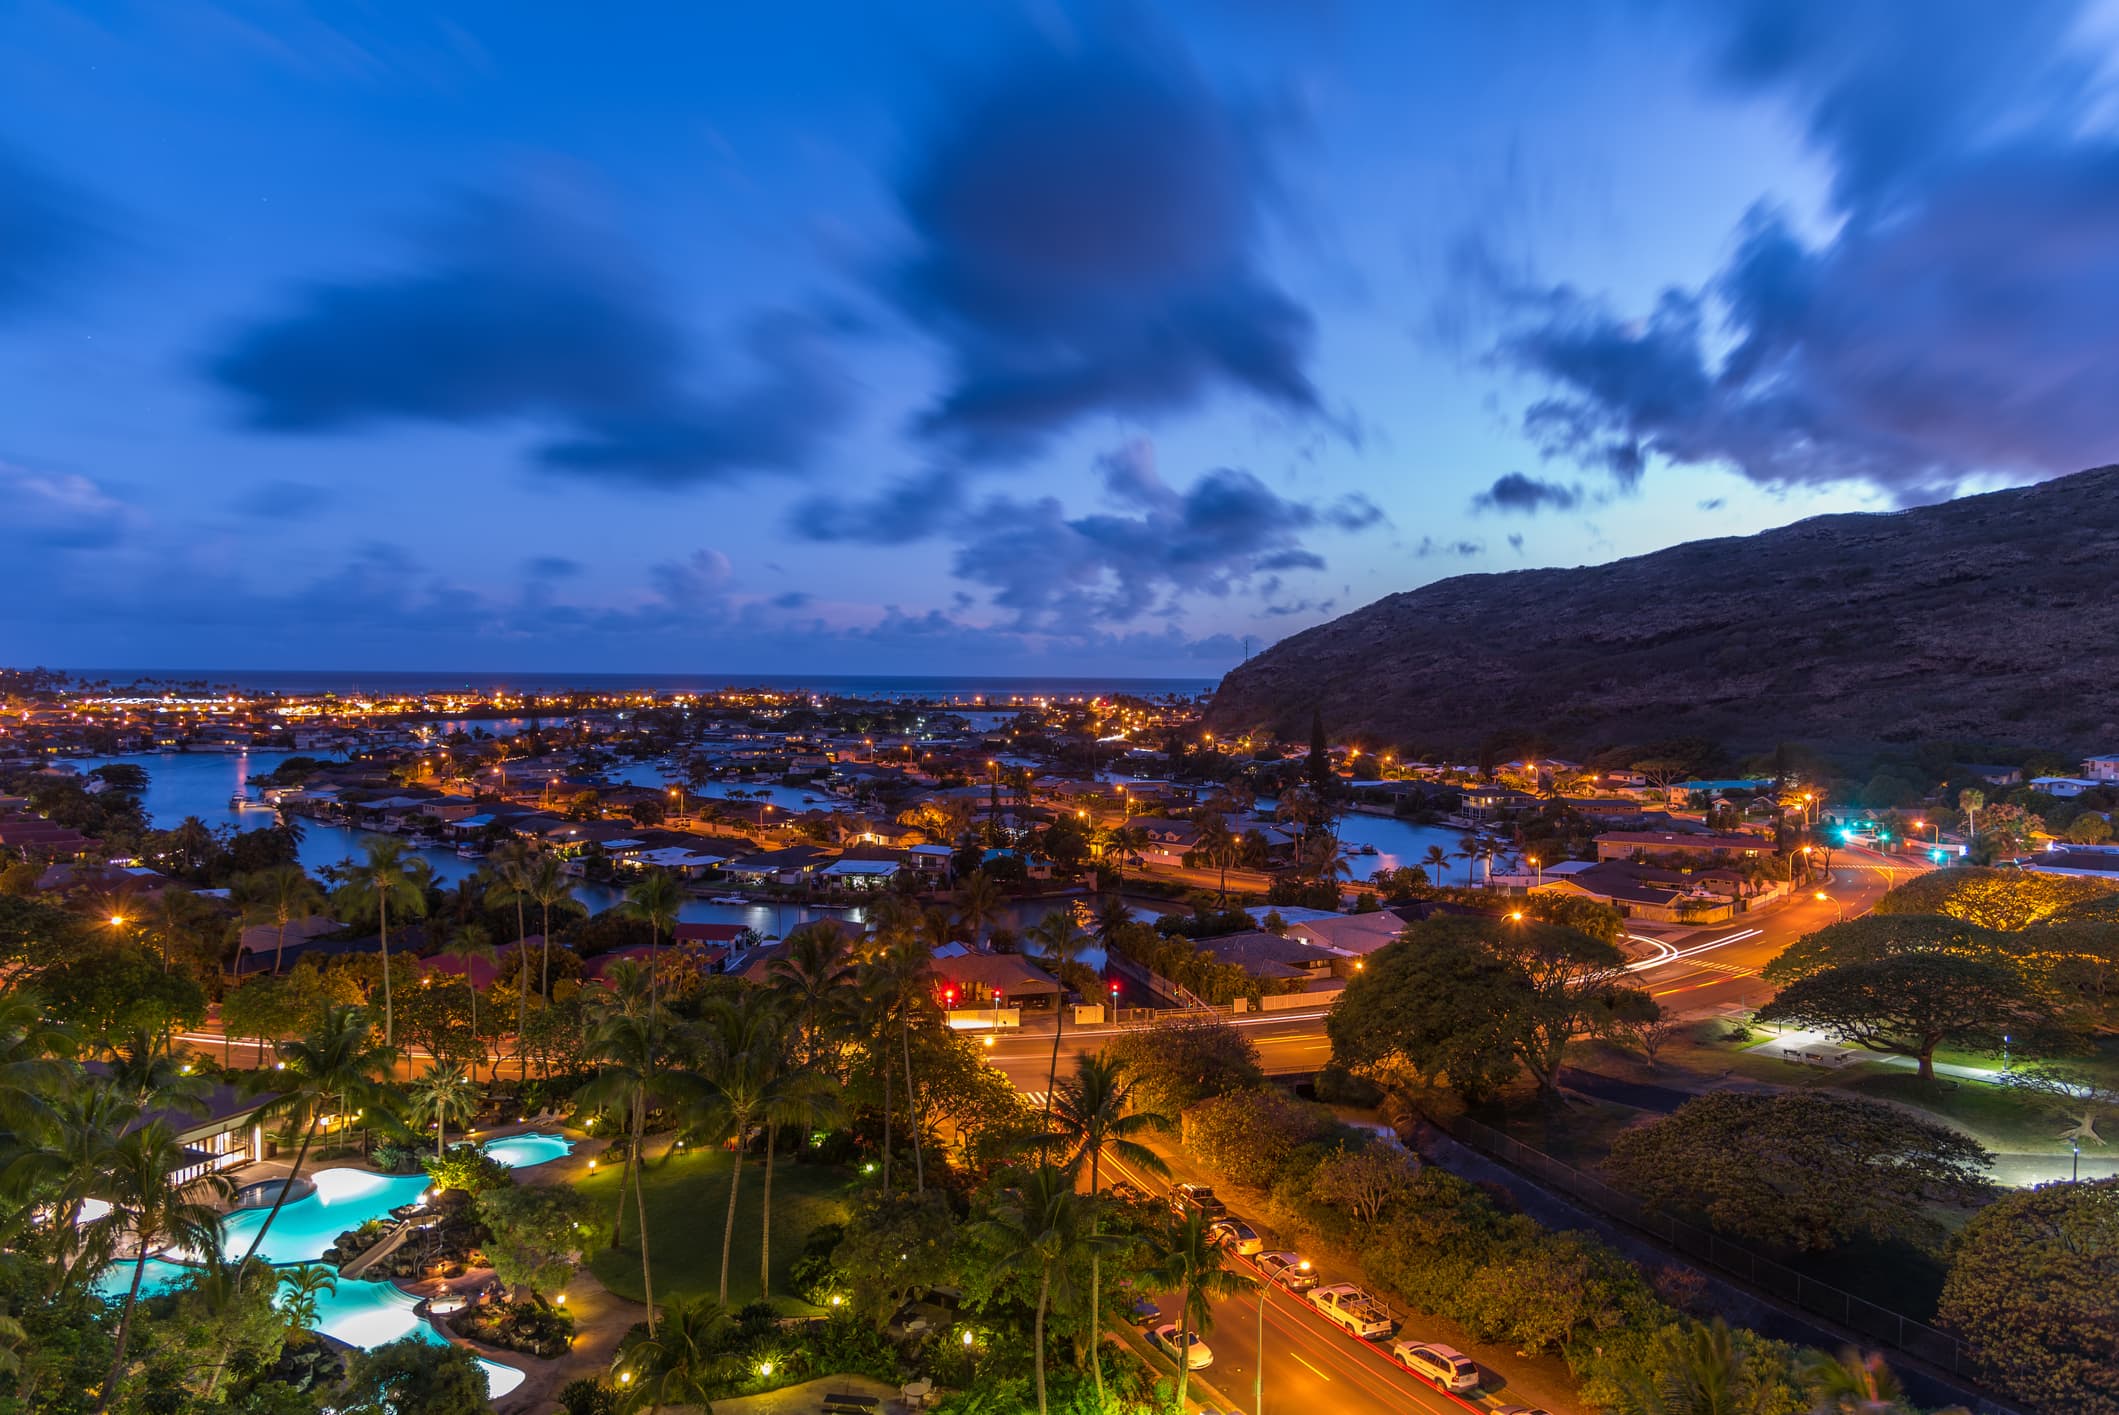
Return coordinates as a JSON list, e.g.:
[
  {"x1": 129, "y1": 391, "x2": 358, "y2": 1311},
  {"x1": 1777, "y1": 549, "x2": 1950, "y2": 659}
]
[{"x1": 5, "y1": 1, "x2": 2118, "y2": 676}]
